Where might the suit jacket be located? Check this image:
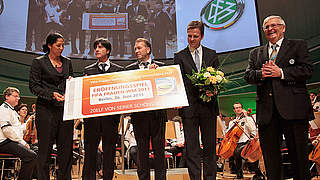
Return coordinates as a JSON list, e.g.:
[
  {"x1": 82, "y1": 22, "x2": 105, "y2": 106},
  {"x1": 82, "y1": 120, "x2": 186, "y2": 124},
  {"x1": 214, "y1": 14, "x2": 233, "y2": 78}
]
[
  {"x1": 84, "y1": 60, "x2": 124, "y2": 76},
  {"x1": 174, "y1": 46, "x2": 220, "y2": 118},
  {"x1": 29, "y1": 54, "x2": 73, "y2": 106},
  {"x1": 150, "y1": 10, "x2": 170, "y2": 38},
  {"x1": 127, "y1": 4, "x2": 148, "y2": 30},
  {"x1": 125, "y1": 59, "x2": 166, "y2": 118},
  {"x1": 244, "y1": 39, "x2": 314, "y2": 125}
]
